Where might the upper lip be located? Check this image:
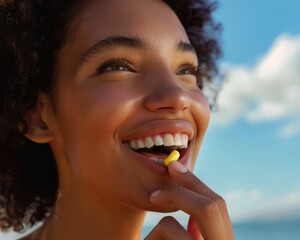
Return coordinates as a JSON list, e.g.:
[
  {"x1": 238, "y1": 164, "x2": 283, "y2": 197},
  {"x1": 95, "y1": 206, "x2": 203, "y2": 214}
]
[{"x1": 121, "y1": 119, "x2": 195, "y2": 142}]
